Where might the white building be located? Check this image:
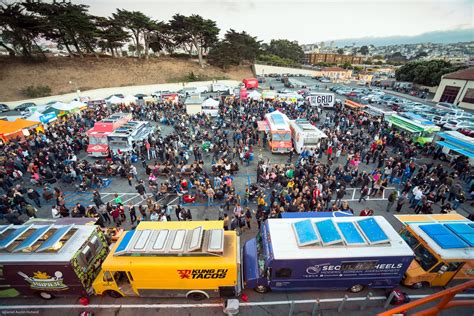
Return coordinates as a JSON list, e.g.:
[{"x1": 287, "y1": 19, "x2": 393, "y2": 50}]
[{"x1": 433, "y1": 68, "x2": 474, "y2": 110}]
